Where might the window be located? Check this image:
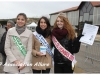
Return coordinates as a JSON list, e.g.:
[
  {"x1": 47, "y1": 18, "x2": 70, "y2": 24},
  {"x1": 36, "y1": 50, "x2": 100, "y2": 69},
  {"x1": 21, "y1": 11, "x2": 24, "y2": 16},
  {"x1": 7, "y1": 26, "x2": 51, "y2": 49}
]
[
  {"x1": 94, "y1": 7, "x2": 97, "y2": 15},
  {"x1": 80, "y1": 16, "x2": 83, "y2": 22},
  {"x1": 83, "y1": 13, "x2": 89, "y2": 21},
  {"x1": 90, "y1": 8, "x2": 93, "y2": 15},
  {"x1": 97, "y1": 15, "x2": 100, "y2": 24},
  {"x1": 87, "y1": 3, "x2": 92, "y2": 12},
  {"x1": 98, "y1": 7, "x2": 100, "y2": 14},
  {"x1": 80, "y1": 9, "x2": 84, "y2": 16},
  {"x1": 93, "y1": 15, "x2": 97, "y2": 24},
  {"x1": 82, "y1": 5, "x2": 87, "y2": 13},
  {"x1": 89, "y1": 15, "x2": 93, "y2": 21}
]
